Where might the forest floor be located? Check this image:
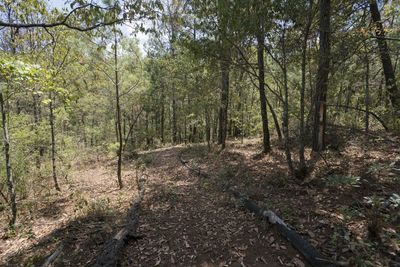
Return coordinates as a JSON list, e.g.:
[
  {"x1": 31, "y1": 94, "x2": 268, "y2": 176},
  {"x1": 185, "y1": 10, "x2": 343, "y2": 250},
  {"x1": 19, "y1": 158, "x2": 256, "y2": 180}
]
[{"x1": 0, "y1": 128, "x2": 399, "y2": 266}]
